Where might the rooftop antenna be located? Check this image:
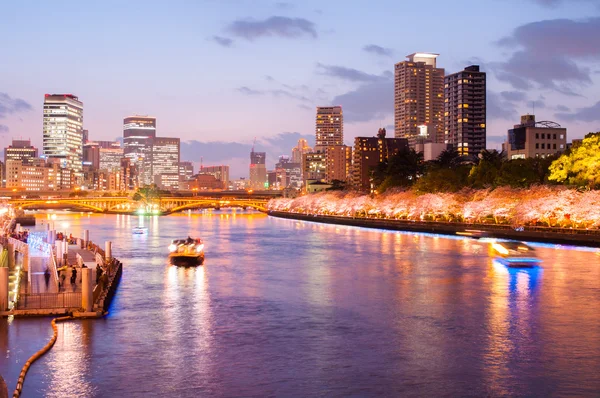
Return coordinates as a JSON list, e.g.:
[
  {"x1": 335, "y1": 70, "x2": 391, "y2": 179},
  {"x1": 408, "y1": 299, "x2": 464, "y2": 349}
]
[
  {"x1": 252, "y1": 137, "x2": 256, "y2": 153},
  {"x1": 200, "y1": 156, "x2": 203, "y2": 171},
  {"x1": 532, "y1": 101, "x2": 535, "y2": 116}
]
